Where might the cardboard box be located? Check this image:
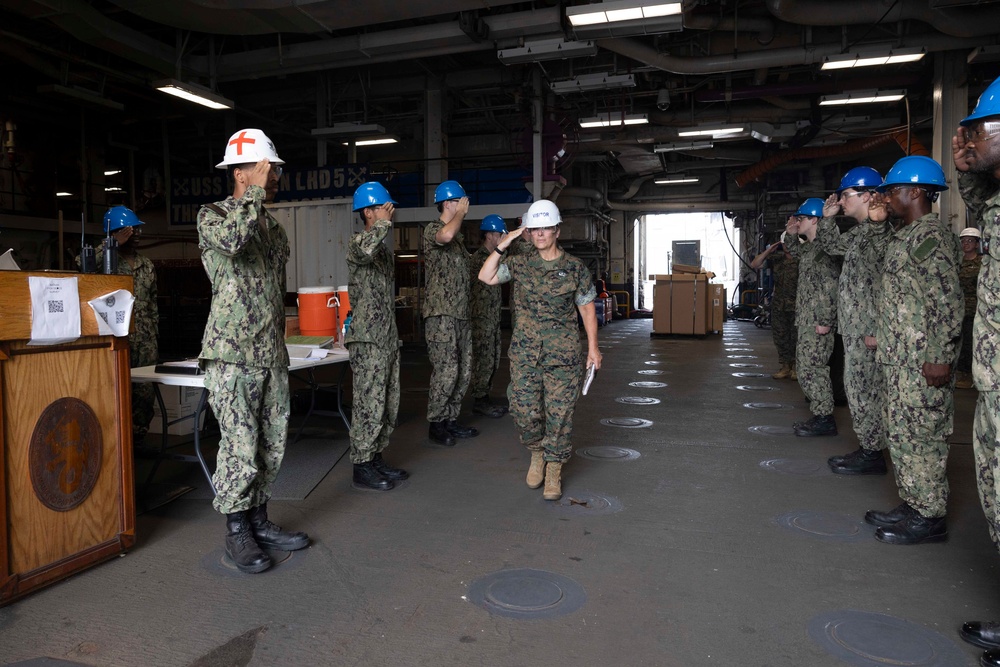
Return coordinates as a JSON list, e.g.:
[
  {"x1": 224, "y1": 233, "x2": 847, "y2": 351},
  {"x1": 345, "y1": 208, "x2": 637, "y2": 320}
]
[
  {"x1": 652, "y1": 275, "x2": 709, "y2": 334},
  {"x1": 707, "y1": 284, "x2": 726, "y2": 333},
  {"x1": 148, "y1": 385, "x2": 207, "y2": 436},
  {"x1": 653, "y1": 283, "x2": 672, "y2": 333},
  {"x1": 672, "y1": 262, "x2": 703, "y2": 274}
]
